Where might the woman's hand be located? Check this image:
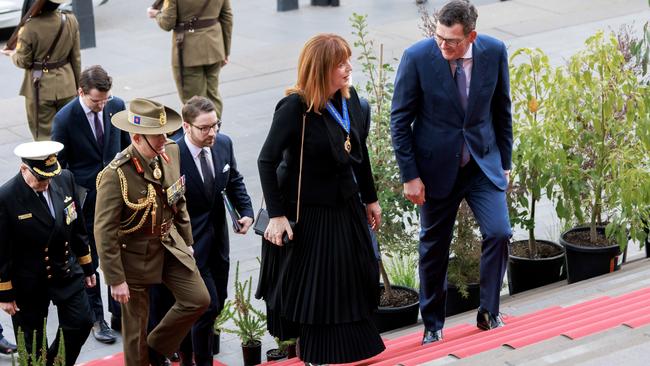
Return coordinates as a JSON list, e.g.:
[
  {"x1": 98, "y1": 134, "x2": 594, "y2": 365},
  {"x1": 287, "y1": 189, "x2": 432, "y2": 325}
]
[
  {"x1": 264, "y1": 216, "x2": 293, "y2": 246},
  {"x1": 366, "y1": 201, "x2": 382, "y2": 231}
]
